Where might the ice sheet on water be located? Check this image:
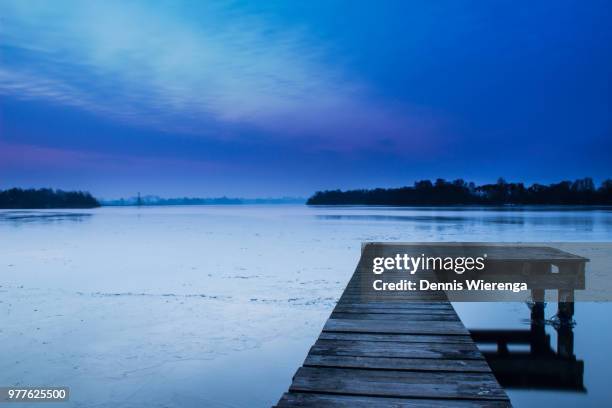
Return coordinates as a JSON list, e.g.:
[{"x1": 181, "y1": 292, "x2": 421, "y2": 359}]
[{"x1": 2, "y1": 205, "x2": 612, "y2": 407}]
